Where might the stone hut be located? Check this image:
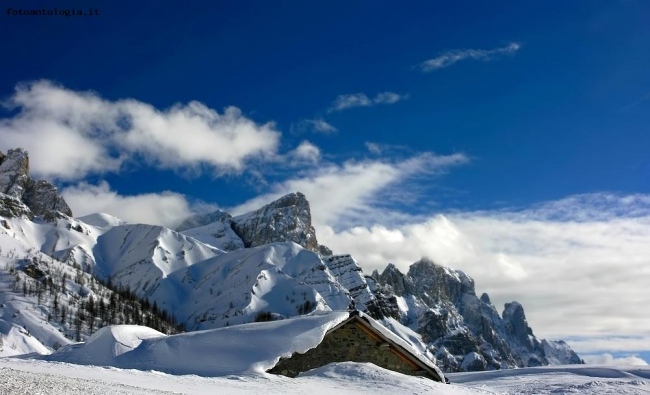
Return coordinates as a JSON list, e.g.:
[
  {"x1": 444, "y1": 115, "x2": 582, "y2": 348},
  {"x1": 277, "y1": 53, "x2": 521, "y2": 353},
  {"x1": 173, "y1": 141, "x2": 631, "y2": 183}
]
[{"x1": 268, "y1": 310, "x2": 446, "y2": 383}]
